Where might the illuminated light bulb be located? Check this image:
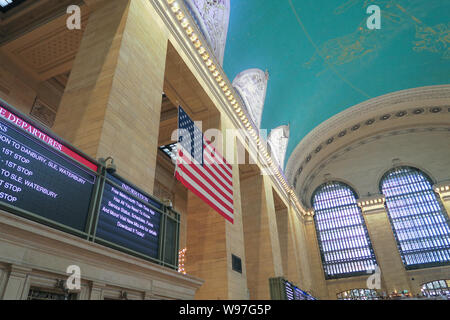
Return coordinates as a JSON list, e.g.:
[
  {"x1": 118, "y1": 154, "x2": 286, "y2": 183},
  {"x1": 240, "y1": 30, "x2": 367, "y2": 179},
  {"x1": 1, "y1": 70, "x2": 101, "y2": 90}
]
[
  {"x1": 176, "y1": 11, "x2": 184, "y2": 20},
  {"x1": 186, "y1": 26, "x2": 194, "y2": 35},
  {"x1": 235, "y1": 107, "x2": 241, "y2": 113},
  {"x1": 167, "y1": 0, "x2": 175, "y2": 4},
  {"x1": 212, "y1": 70, "x2": 219, "y2": 77},
  {"x1": 219, "y1": 81, "x2": 226, "y2": 87},
  {"x1": 446, "y1": 186, "x2": 449, "y2": 191},
  {"x1": 222, "y1": 86, "x2": 229, "y2": 92},
  {"x1": 190, "y1": 33, "x2": 198, "y2": 42},
  {"x1": 209, "y1": 64, "x2": 216, "y2": 72},
  {"x1": 202, "y1": 53, "x2": 209, "y2": 60},
  {"x1": 230, "y1": 99, "x2": 236, "y2": 105},
  {"x1": 238, "y1": 111, "x2": 244, "y2": 117},
  {"x1": 171, "y1": 2, "x2": 180, "y2": 12},
  {"x1": 181, "y1": 18, "x2": 189, "y2": 28},
  {"x1": 198, "y1": 47, "x2": 206, "y2": 55},
  {"x1": 205, "y1": 59, "x2": 212, "y2": 67}
]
